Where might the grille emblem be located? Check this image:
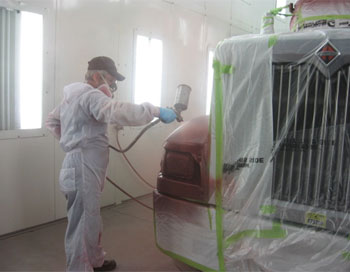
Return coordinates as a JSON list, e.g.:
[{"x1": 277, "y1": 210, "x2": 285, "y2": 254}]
[{"x1": 316, "y1": 42, "x2": 340, "y2": 65}]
